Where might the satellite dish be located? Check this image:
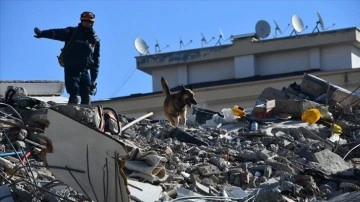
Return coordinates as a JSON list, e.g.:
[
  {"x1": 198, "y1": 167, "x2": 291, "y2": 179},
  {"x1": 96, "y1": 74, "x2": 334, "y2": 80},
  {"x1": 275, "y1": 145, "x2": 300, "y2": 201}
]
[
  {"x1": 290, "y1": 15, "x2": 307, "y2": 36},
  {"x1": 255, "y1": 20, "x2": 271, "y2": 39},
  {"x1": 134, "y1": 37, "x2": 149, "y2": 55},
  {"x1": 219, "y1": 28, "x2": 225, "y2": 39},
  {"x1": 312, "y1": 12, "x2": 324, "y2": 33},
  {"x1": 317, "y1": 12, "x2": 325, "y2": 30},
  {"x1": 292, "y1": 15, "x2": 304, "y2": 32},
  {"x1": 215, "y1": 28, "x2": 228, "y2": 46},
  {"x1": 312, "y1": 12, "x2": 335, "y2": 33}
]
